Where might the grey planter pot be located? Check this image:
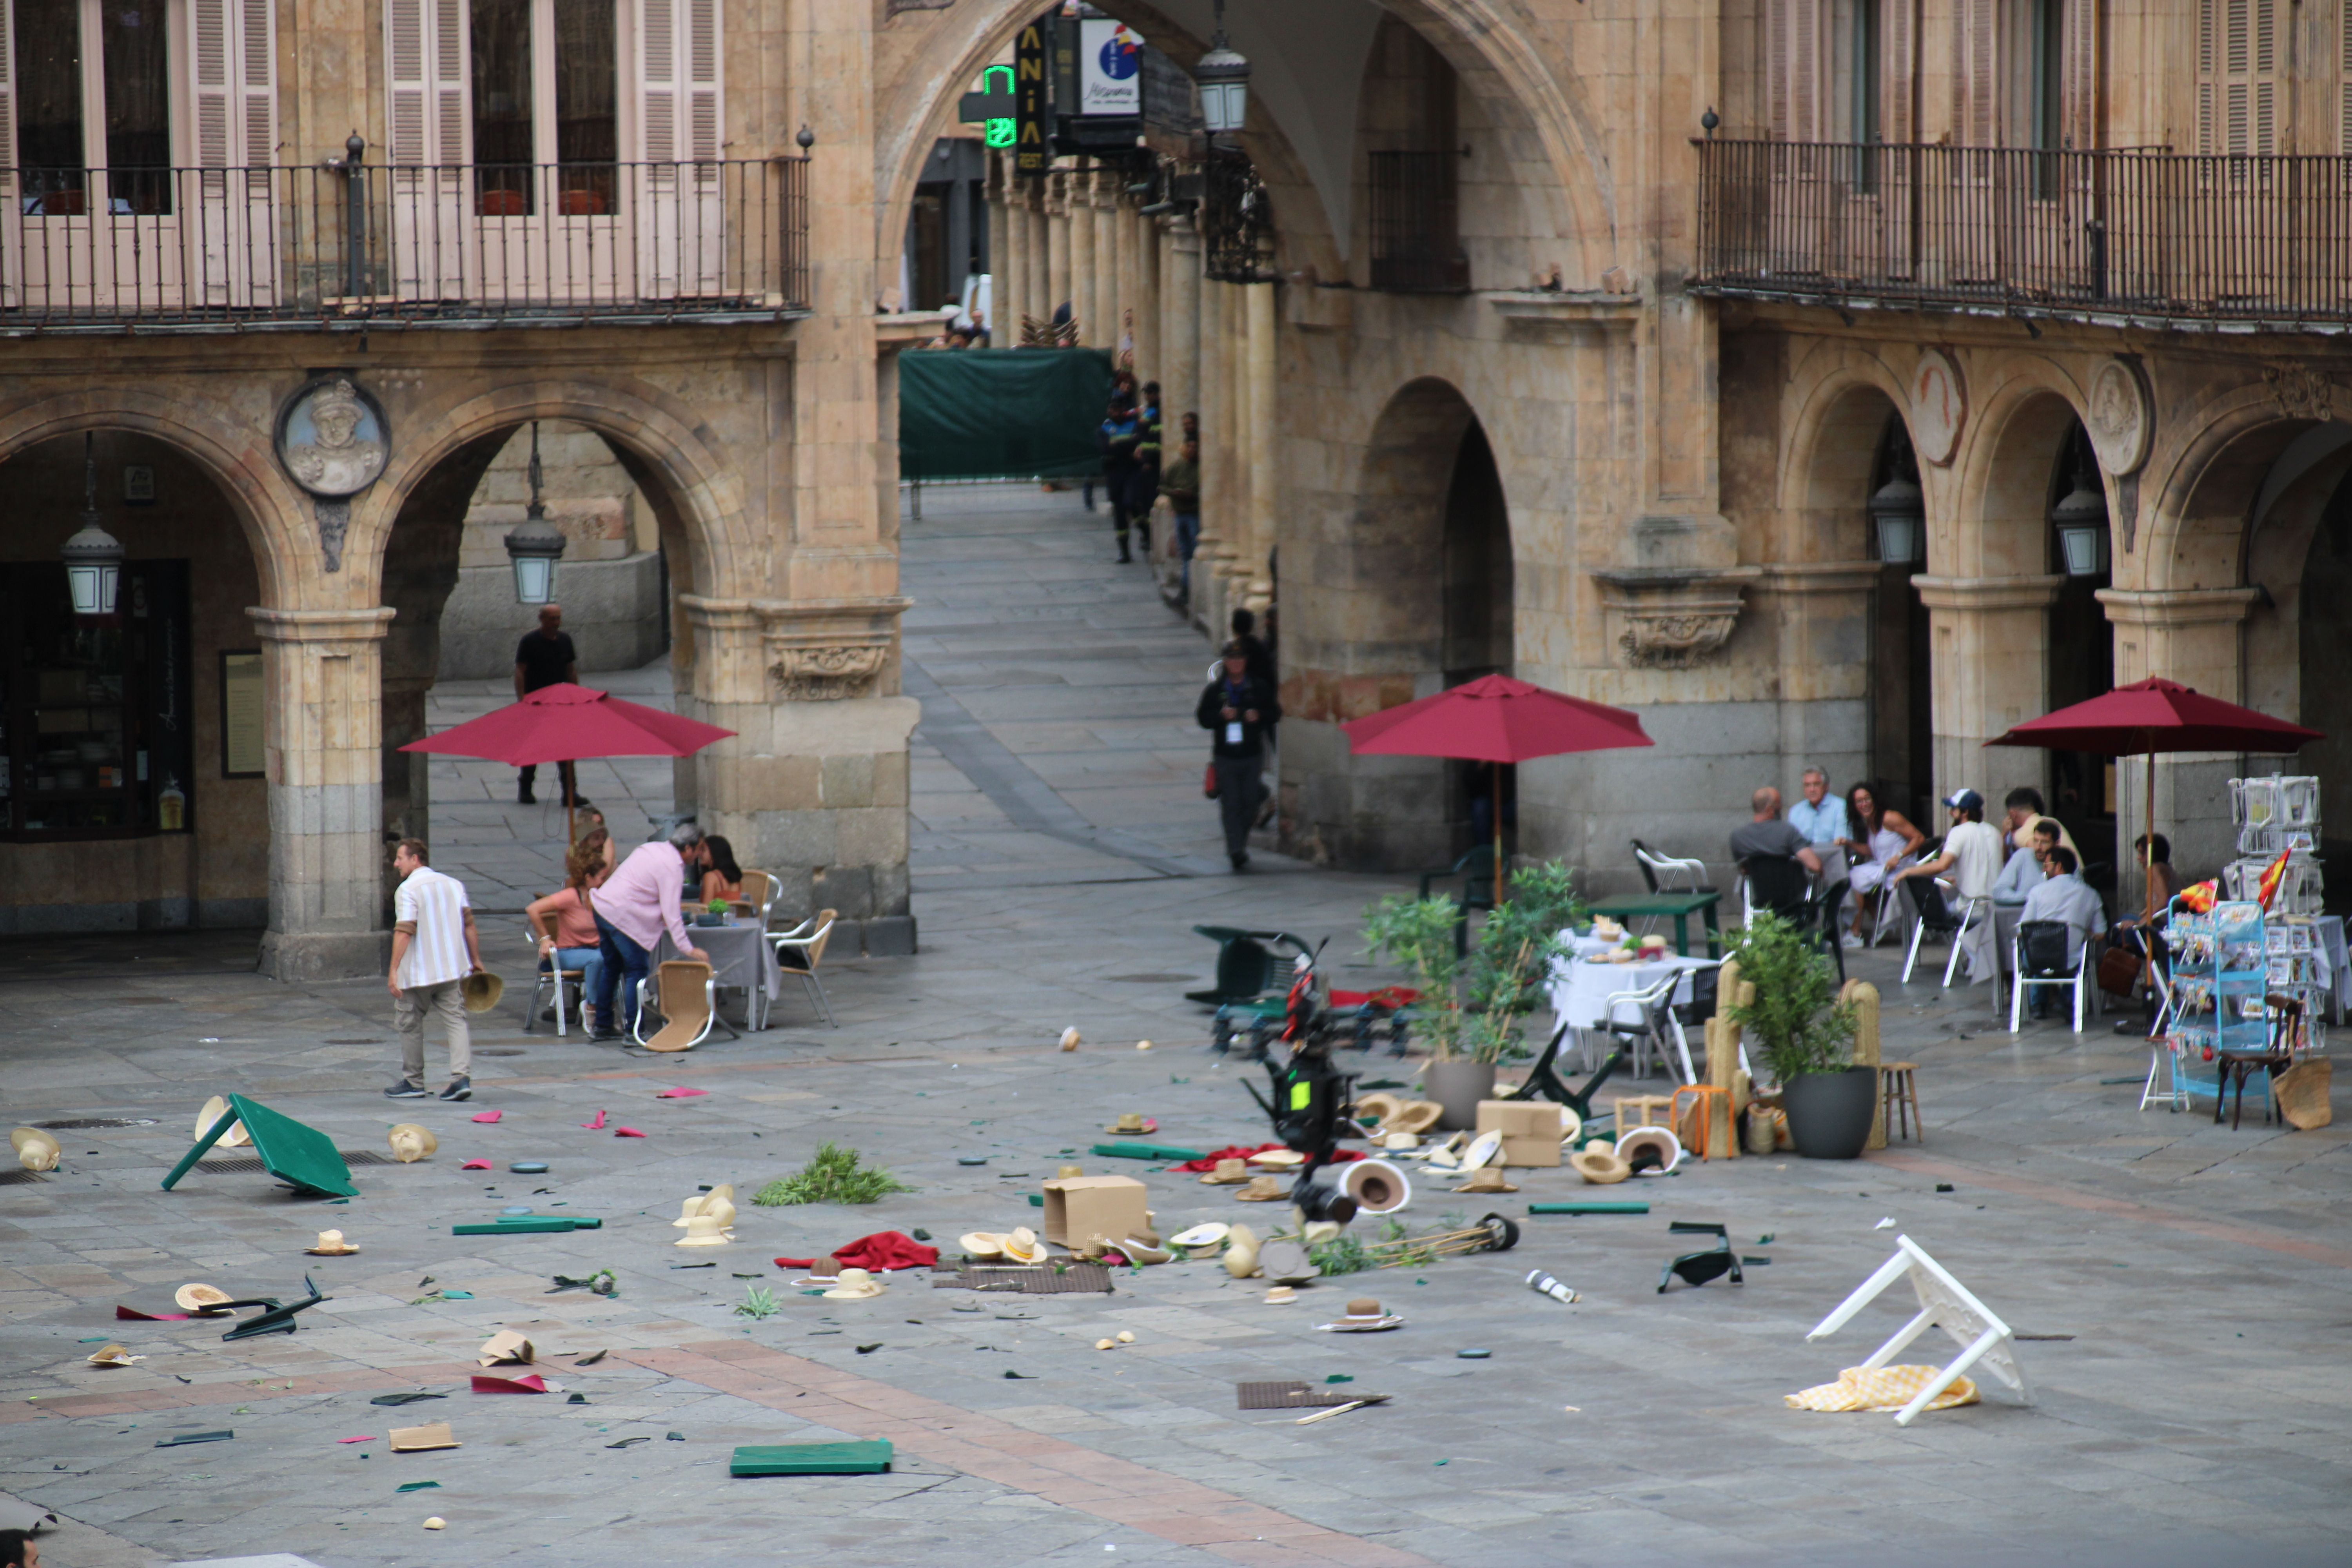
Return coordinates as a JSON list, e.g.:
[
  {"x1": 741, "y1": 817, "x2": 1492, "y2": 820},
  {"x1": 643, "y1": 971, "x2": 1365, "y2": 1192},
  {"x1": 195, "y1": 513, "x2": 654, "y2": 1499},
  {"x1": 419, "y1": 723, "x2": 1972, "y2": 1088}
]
[
  {"x1": 1781, "y1": 1066, "x2": 1878, "y2": 1160},
  {"x1": 1424, "y1": 1058, "x2": 1499, "y2": 1131}
]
